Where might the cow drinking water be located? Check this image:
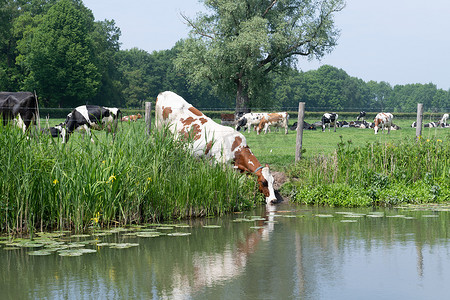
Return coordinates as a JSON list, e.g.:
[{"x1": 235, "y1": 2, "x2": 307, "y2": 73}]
[{"x1": 155, "y1": 91, "x2": 277, "y2": 204}]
